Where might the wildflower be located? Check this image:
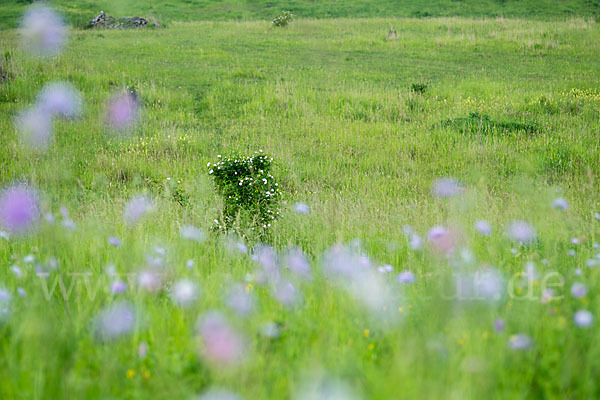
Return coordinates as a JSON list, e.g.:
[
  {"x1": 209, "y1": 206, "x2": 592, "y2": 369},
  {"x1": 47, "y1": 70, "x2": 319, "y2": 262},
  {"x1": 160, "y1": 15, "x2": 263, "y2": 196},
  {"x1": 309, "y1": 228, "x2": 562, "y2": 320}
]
[
  {"x1": 427, "y1": 226, "x2": 456, "y2": 254},
  {"x1": 17, "y1": 288, "x2": 26, "y2": 298},
  {"x1": 397, "y1": 270, "x2": 416, "y2": 284},
  {"x1": 473, "y1": 267, "x2": 504, "y2": 302},
  {"x1": 94, "y1": 301, "x2": 136, "y2": 340},
  {"x1": 123, "y1": 195, "x2": 154, "y2": 226},
  {"x1": 138, "y1": 342, "x2": 148, "y2": 359},
  {"x1": 285, "y1": 248, "x2": 312, "y2": 280},
  {"x1": 293, "y1": 202, "x2": 311, "y2": 215},
  {"x1": 272, "y1": 279, "x2": 301, "y2": 308},
  {"x1": 570, "y1": 283, "x2": 587, "y2": 299},
  {"x1": 0, "y1": 185, "x2": 40, "y2": 234},
  {"x1": 110, "y1": 280, "x2": 127, "y2": 295},
  {"x1": 507, "y1": 220, "x2": 536, "y2": 244},
  {"x1": 586, "y1": 259, "x2": 598, "y2": 268},
  {"x1": 260, "y1": 322, "x2": 281, "y2": 338},
  {"x1": 551, "y1": 197, "x2": 568, "y2": 210},
  {"x1": 377, "y1": 264, "x2": 394, "y2": 274},
  {"x1": 494, "y1": 318, "x2": 505, "y2": 333},
  {"x1": 196, "y1": 311, "x2": 246, "y2": 366},
  {"x1": 11, "y1": 265, "x2": 22, "y2": 278},
  {"x1": 36, "y1": 82, "x2": 82, "y2": 118},
  {"x1": 180, "y1": 225, "x2": 205, "y2": 242},
  {"x1": 186, "y1": 259, "x2": 195, "y2": 269},
  {"x1": 137, "y1": 269, "x2": 162, "y2": 292},
  {"x1": 106, "y1": 91, "x2": 139, "y2": 132},
  {"x1": 0, "y1": 231, "x2": 8, "y2": 241},
  {"x1": 408, "y1": 234, "x2": 423, "y2": 250},
  {"x1": 108, "y1": 236, "x2": 122, "y2": 247},
  {"x1": 15, "y1": 108, "x2": 53, "y2": 150},
  {"x1": 431, "y1": 178, "x2": 463, "y2": 198},
  {"x1": 508, "y1": 334, "x2": 532, "y2": 350},
  {"x1": 20, "y1": 5, "x2": 67, "y2": 57},
  {"x1": 126, "y1": 369, "x2": 136, "y2": 379},
  {"x1": 0, "y1": 288, "x2": 12, "y2": 320},
  {"x1": 363, "y1": 329, "x2": 370, "y2": 337},
  {"x1": 574, "y1": 310, "x2": 593, "y2": 328},
  {"x1": 474, "y1": 220, "x2": 492, "y2": 236},
  {"x1": 171, "y1": 279, "x2": 200, "y2": 307},
  {"x1": 225, "y1": 283, "x2": 254, "y2": 316}
]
